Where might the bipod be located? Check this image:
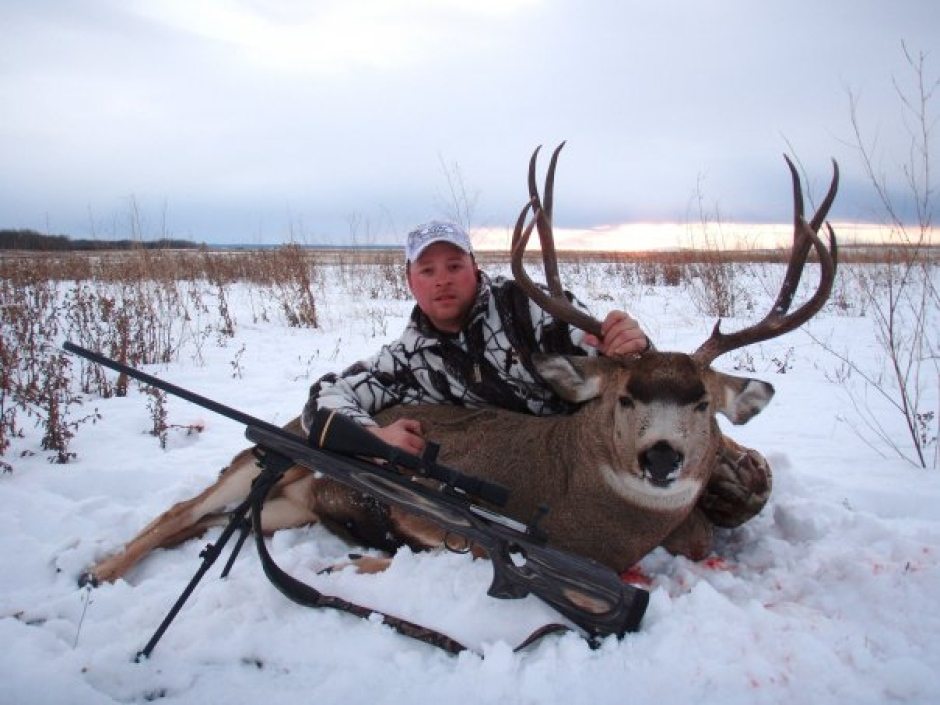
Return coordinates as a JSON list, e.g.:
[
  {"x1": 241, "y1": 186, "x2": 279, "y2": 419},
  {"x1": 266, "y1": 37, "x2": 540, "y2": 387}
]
[{"x1": 134, "y1": 449, "x2": 294, "y2": 662}]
